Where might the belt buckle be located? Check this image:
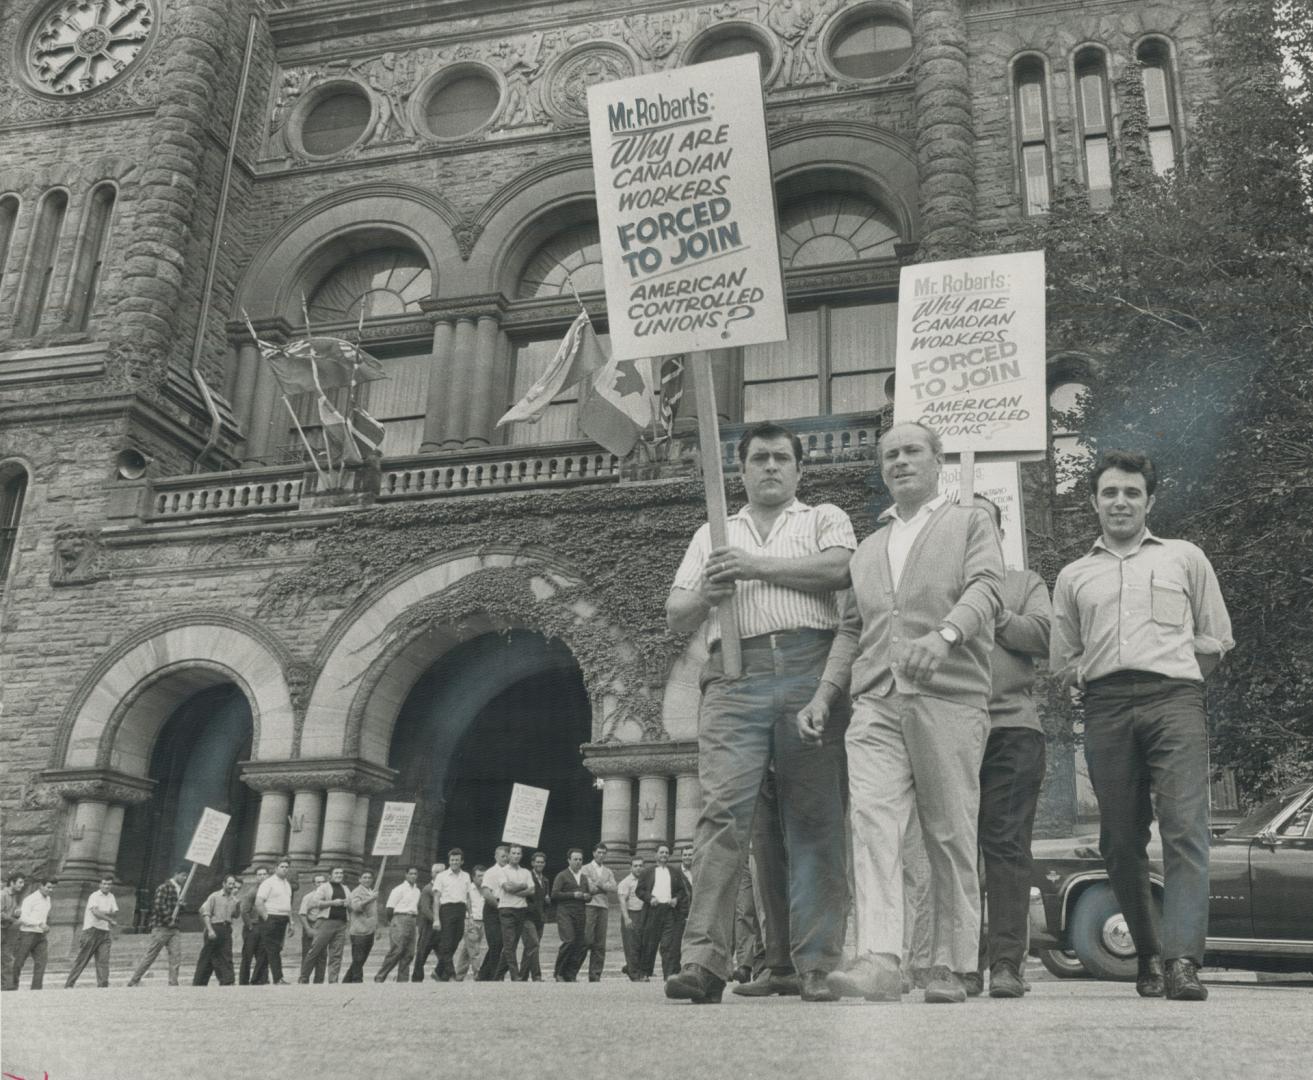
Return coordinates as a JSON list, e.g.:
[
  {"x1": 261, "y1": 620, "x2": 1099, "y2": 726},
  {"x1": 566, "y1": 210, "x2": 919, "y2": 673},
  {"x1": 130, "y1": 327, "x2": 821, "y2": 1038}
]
[{"x1": 769, "y1": 632, "x2": 779, "y2": 649}]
